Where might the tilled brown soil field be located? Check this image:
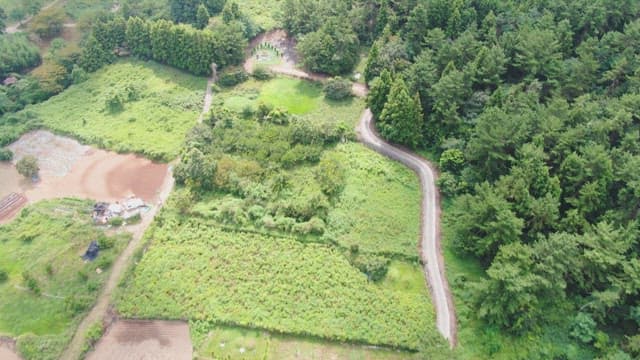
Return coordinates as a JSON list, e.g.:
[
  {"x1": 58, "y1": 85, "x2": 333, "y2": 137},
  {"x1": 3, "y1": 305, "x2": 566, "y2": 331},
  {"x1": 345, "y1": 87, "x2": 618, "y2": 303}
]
[
  {"x1": 1, "y1": 131, "x2": 169, "y2": 223},
  {"x1": 87, "y1": 320, "x2": 192, "y2": 360}
]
